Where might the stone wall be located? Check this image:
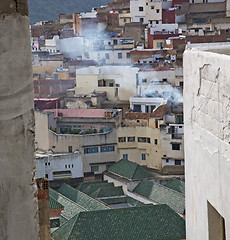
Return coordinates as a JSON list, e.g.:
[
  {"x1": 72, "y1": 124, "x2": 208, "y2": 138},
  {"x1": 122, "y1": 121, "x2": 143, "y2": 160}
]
[{"x1": 0, "y1": 0, "x2": 39, "y2": 239}]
